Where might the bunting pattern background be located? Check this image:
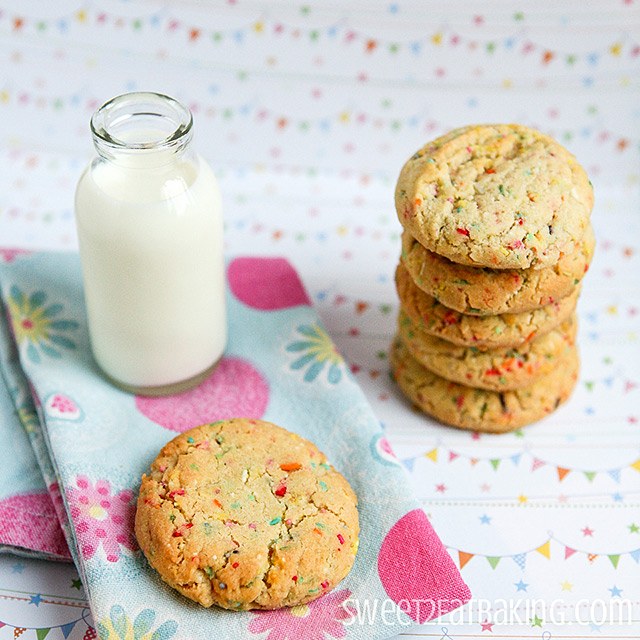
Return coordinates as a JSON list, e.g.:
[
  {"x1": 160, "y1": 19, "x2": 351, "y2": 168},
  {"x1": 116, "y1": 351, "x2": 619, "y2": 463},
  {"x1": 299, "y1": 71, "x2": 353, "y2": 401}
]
[{"x1": 0, "y1": 0, "x2": 639, "y2": 638}]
